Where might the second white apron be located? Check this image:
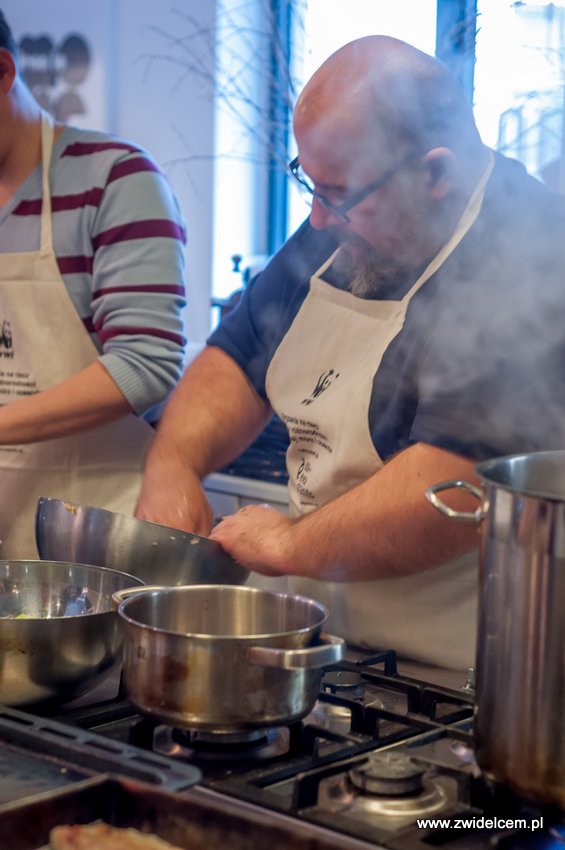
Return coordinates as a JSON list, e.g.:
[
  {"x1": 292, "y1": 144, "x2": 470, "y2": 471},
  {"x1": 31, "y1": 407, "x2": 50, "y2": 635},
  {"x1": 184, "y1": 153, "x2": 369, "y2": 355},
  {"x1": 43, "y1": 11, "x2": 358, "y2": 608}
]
[{"x1": 0, "y1": 115, "x2": 154, "y2": 558}]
